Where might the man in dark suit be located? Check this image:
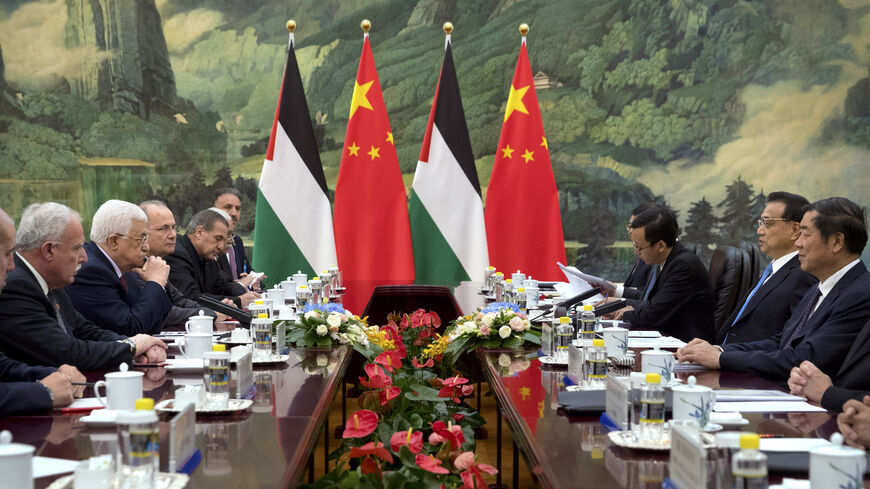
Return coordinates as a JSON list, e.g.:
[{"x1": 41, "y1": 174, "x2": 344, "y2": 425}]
[
  {"x1": 166, "y1": 209, "x2": 259, "y2": 307},
  {"x1": 589, "y1": 203, "x2": 657, "y2": 296},
  {"x1": 0, "y1": 202, "x2": 167, "y2": 370},
  {"x1": 139, "y1": 200, "x2": 227, "y2": 328},
  {"x1": 716, "y1": 192, "x2": 817, "y2": 343},
  {"x1": 678, "y1": 197, "x2": 870, "y2": 382},
  {"x1": 68, "y1": 200, "x2": 172, "y2": 335},
  {"x1": 213, "y1": 188, "x2": 251, "y2": 280},
  {"x1": 606, "y1": 205, "x2": 716, "y2": 342},
  {"x1": 0, "y1": 207, "x2": 83, "y2": 415}
]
